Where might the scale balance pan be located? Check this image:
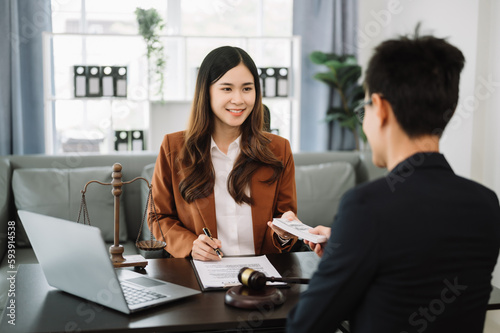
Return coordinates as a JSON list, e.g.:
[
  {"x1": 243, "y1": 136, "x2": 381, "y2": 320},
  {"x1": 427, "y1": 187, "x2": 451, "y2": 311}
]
[
  {"x1": 136, "y1": 240, "x2": 166, "y2": 251},
  {"x1": 224, "y1": 285, "x2": 285, "y2": 310}
]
